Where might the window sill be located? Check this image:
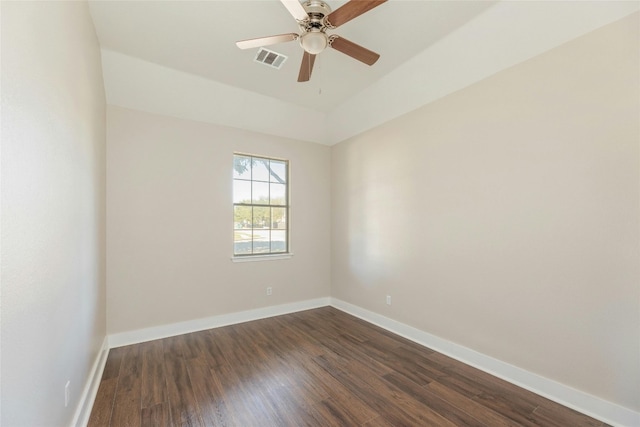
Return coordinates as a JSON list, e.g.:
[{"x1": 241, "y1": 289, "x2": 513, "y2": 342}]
[{"x1": 231, "y1": 253, "x2": 294, "y2": 263}]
